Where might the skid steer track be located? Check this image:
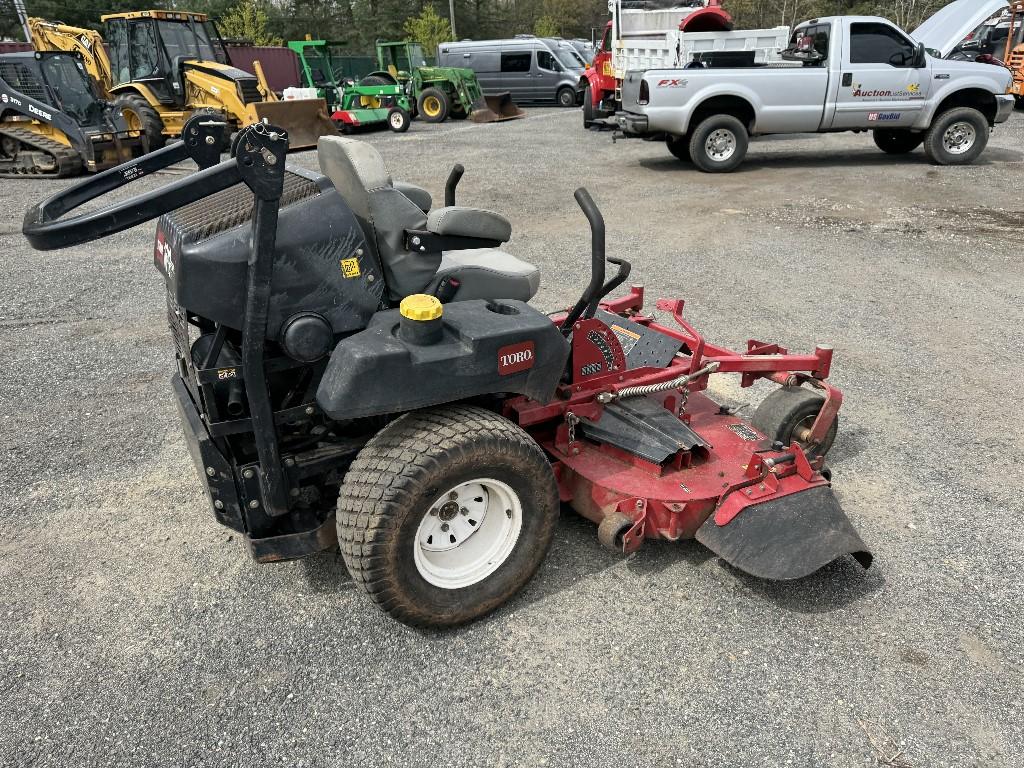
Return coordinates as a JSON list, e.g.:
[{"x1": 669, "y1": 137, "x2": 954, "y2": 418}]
[{"x1": 0, "y1": 126, "x2": 82, "y2": 177}]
